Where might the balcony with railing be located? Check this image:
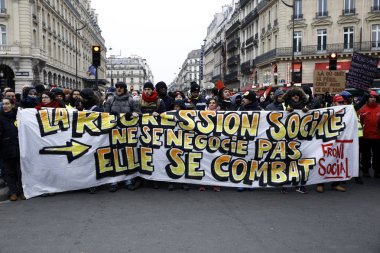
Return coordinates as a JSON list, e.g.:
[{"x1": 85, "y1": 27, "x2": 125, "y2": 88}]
[
  {"x1": 227, "y1": 55, "x2": 240, "y2": 66},
  {"x1": 316, "y1": 11, "x2": 328, "y2": 18},
  {"x1": 240, "y1": 0, "x2": 250, "y2": 8},
  {"x1": 342, "y1": 8, "x2": 356, "y2": 15},
  {"x1": 241, "y1": 8, "x2": 258, "y2": 29},
  {"x1": 255, "y1": 49, "x2": 276, "y2": 65},
  {"x1": 245, "y1": 36, "x2": 254, "y2": 46},
  {"x1": 241, "y1": 59, "x2": 255, "y2": 74},
  {"x1": 227, "y1": 38, "x2": 240, "y2": 52},
  {"x1": 224, "y1": 71, "x2": 238, "y2": 83},
  {"x1": 226, "y1": 21, "x2": 240, "y2": 38}
]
